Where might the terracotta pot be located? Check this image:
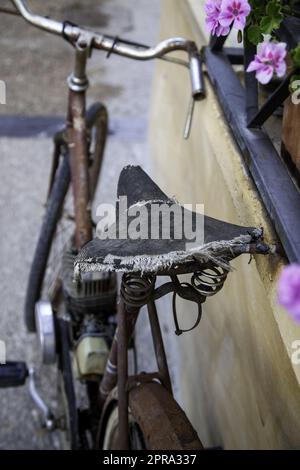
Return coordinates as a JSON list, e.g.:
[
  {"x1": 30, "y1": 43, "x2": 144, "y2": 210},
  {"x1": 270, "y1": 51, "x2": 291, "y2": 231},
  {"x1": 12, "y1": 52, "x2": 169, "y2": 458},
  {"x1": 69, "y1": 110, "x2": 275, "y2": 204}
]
[{"x1": 281, "y1": 96, "x2": 300, "y2": 175}]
